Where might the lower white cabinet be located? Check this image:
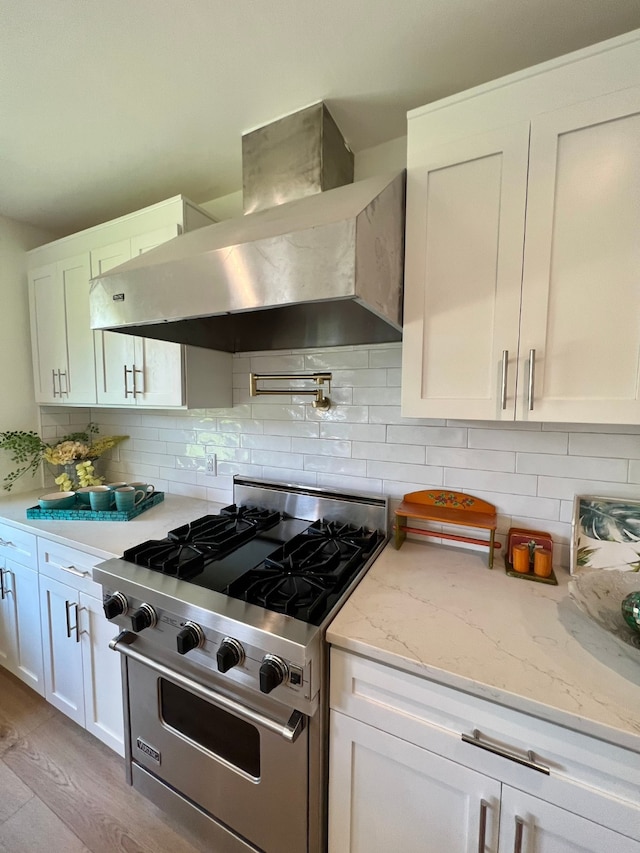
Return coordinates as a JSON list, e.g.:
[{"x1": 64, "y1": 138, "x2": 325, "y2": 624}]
[
  {"x1": 37, "y1": 539, "x2": 124, "y2": 755},
  {"x1": 0, "y1": 522, "x2": 43, "y2": 694},
  {"x1": 330, "y1": 710, "x2": 500, "y2": 853},
  {"x1": 329, "y1": 649, "x2": 640, "y2": 853},
  {"x1": 0, "y1": 558, "x2": 44, "y2": 694}
]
